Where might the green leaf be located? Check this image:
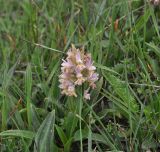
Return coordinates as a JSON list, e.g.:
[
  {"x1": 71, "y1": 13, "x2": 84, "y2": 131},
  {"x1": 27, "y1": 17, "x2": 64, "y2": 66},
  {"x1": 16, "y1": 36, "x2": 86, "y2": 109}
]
[
  {"x1": 98, "y1": 108, "x2": 121, "y2": 119},
  {"x1": 92, "y1": 77, "x2": 103, "y2": 101},
  {"x1": 34, "y1": 110, "x2": 55, "y2": 152},
  {"x1": 134, "y1": 9, "x2": 151, "y2": 31},
  {"x1": 74, "y1": 129, "x2": 106, "y2": 144},
  {"x1": 103, "y1": 72, "x2": 139, "y2": 113},
  {"x1": 2, "y1": 64, "x2": 17, "y2": 129},
  {"x1": 146, "y1": 42, "x2": 160, "y2": 58},
  {"x1": 47, "y1": 61, "x2": 60, "y2": 84},
  {"x1": 64, "y1": 112, "x2": 78, "y2": 138},
  {"x1": 30, "y1": 104, "x2": 40, "y2": 130},
  {"x1": 25, "y1": 64, "x2": 32, "y2": 128},
  {"x1": 145, "y1": 54, "x2": 160, "y2": 78},
  {"x1": 95, "y1": 63, "x2": 119, "y2": 75},
  {"x1": 64, "y1": 138, "x2": 73, "y2": 152},
  {"x1": 55, "y1": 125, "x2": 67, "y2": 145},
  {"x1": 0, "y1": 130, "x2": 35, "y2": 139}
]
